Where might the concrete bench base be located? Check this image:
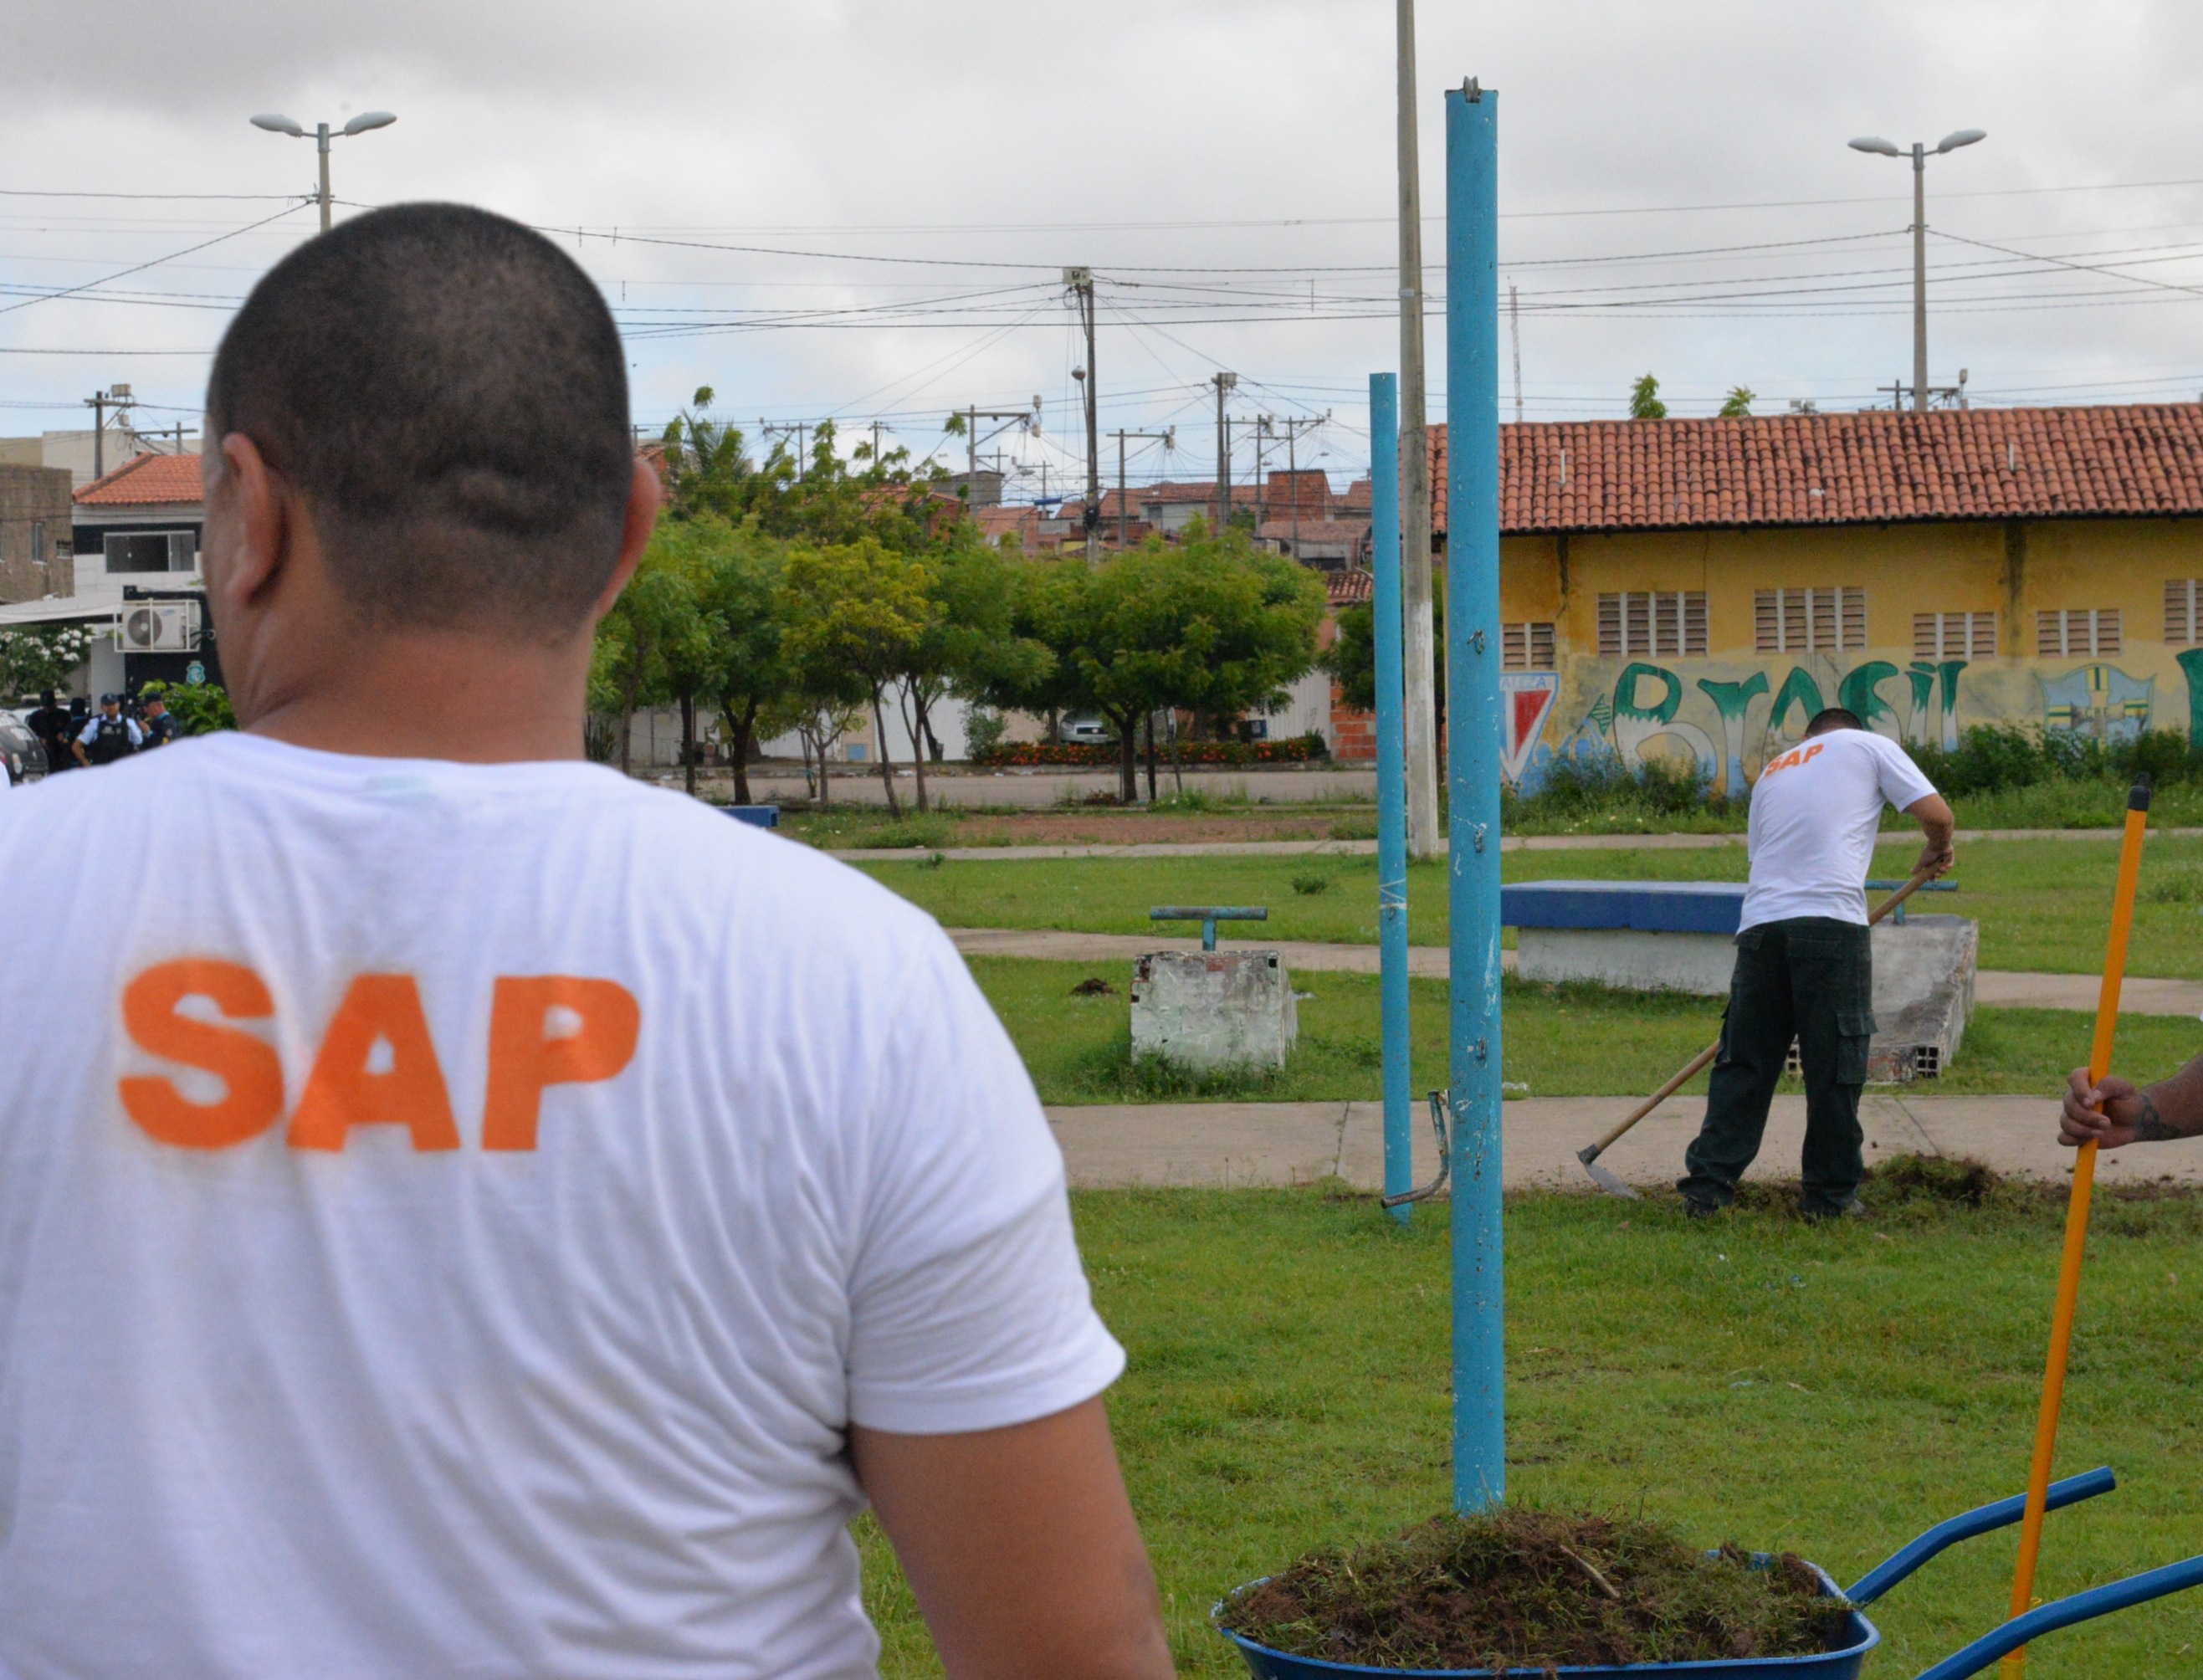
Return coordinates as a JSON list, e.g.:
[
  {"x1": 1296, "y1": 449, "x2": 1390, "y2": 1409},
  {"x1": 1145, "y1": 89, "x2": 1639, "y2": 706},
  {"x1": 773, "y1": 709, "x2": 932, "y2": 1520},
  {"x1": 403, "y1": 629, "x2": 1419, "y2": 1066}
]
[
  {"x1": 1130, "y1": 950, "x2": 1298, "y2": 1071},
  {"x1": 1517, "y1": 927, "x2": 1739, "y2": 996}
]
